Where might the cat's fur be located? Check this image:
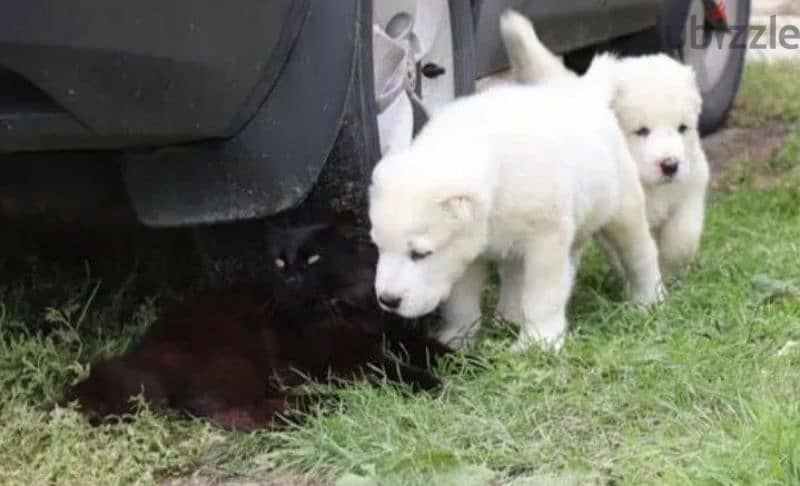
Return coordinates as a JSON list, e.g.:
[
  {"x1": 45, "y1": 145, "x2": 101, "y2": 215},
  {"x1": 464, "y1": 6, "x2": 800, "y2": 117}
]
[{"x1": 64, "y1": 221, "x2": 448, "y2": 430}]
